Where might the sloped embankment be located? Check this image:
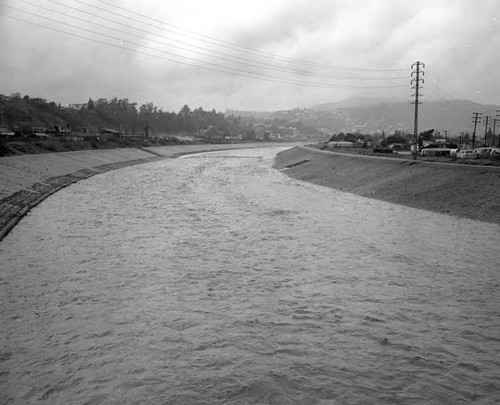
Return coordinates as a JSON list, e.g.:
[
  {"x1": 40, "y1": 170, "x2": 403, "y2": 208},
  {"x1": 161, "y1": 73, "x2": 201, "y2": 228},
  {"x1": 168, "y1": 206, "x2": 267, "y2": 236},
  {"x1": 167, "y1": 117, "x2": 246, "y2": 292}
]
[
  {"x1": 0, "y1": 143, "x2": 276, "y2": 241},
  {"x1": 274, "y1": 146, "x2": 500, "y2": 224},
  {"x1": 0, "y1": 148, "x2": 165, "y2": 241}
]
